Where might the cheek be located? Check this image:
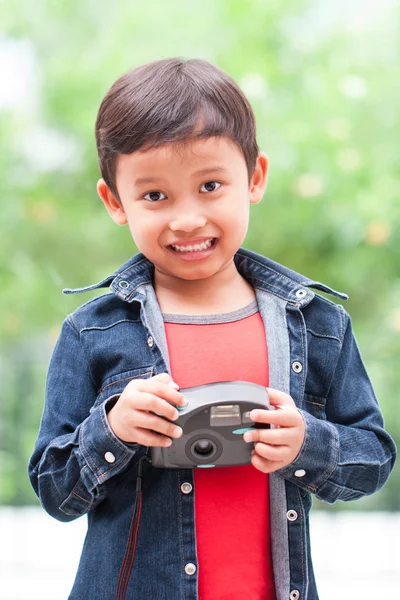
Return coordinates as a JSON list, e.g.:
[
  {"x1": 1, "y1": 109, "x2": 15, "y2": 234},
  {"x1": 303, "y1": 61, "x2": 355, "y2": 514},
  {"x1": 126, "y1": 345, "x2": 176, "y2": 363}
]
[
  {"x1": 228, "y1": 207, "x2": 250, "y2": 233},
  {"x1": 126, "y1": 220, "x2": 148, "y2": 250},
  {"x1": 219, "y1": 195, "x2": 248, "y2": 219},
  {"x1": 127, "y1": 214, "x2": 156, "y2": 238}
]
